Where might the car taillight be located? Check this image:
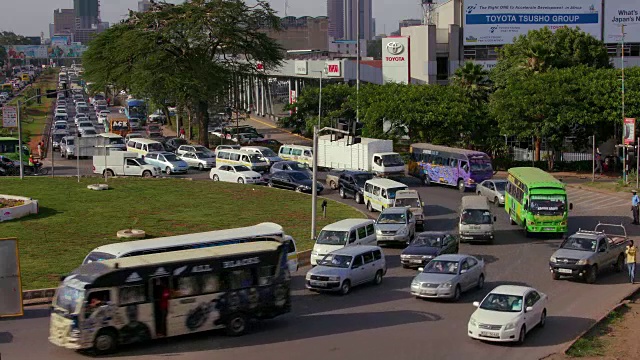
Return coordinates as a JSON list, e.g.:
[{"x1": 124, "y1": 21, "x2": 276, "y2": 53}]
[{"x1": 92, "y1": 166, "x2": 95, "y2": 171}]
